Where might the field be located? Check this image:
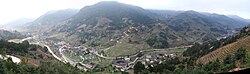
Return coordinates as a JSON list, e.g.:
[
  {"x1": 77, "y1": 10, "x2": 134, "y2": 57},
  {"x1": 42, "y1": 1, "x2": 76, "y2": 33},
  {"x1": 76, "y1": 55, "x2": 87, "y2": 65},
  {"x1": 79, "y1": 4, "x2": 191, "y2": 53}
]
[
  {"x1": 103, "y1": 38, "x2": 150, "y2": 57},
  {"x1": 196, "y1": 36, "x2": 250, "y2": 64},
  {"x1": 63, "y1": 51, "x2": 82, "y2": 62},
  {"x1": 144, "y1": 48, "x2": 186, "y2": 55}
]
